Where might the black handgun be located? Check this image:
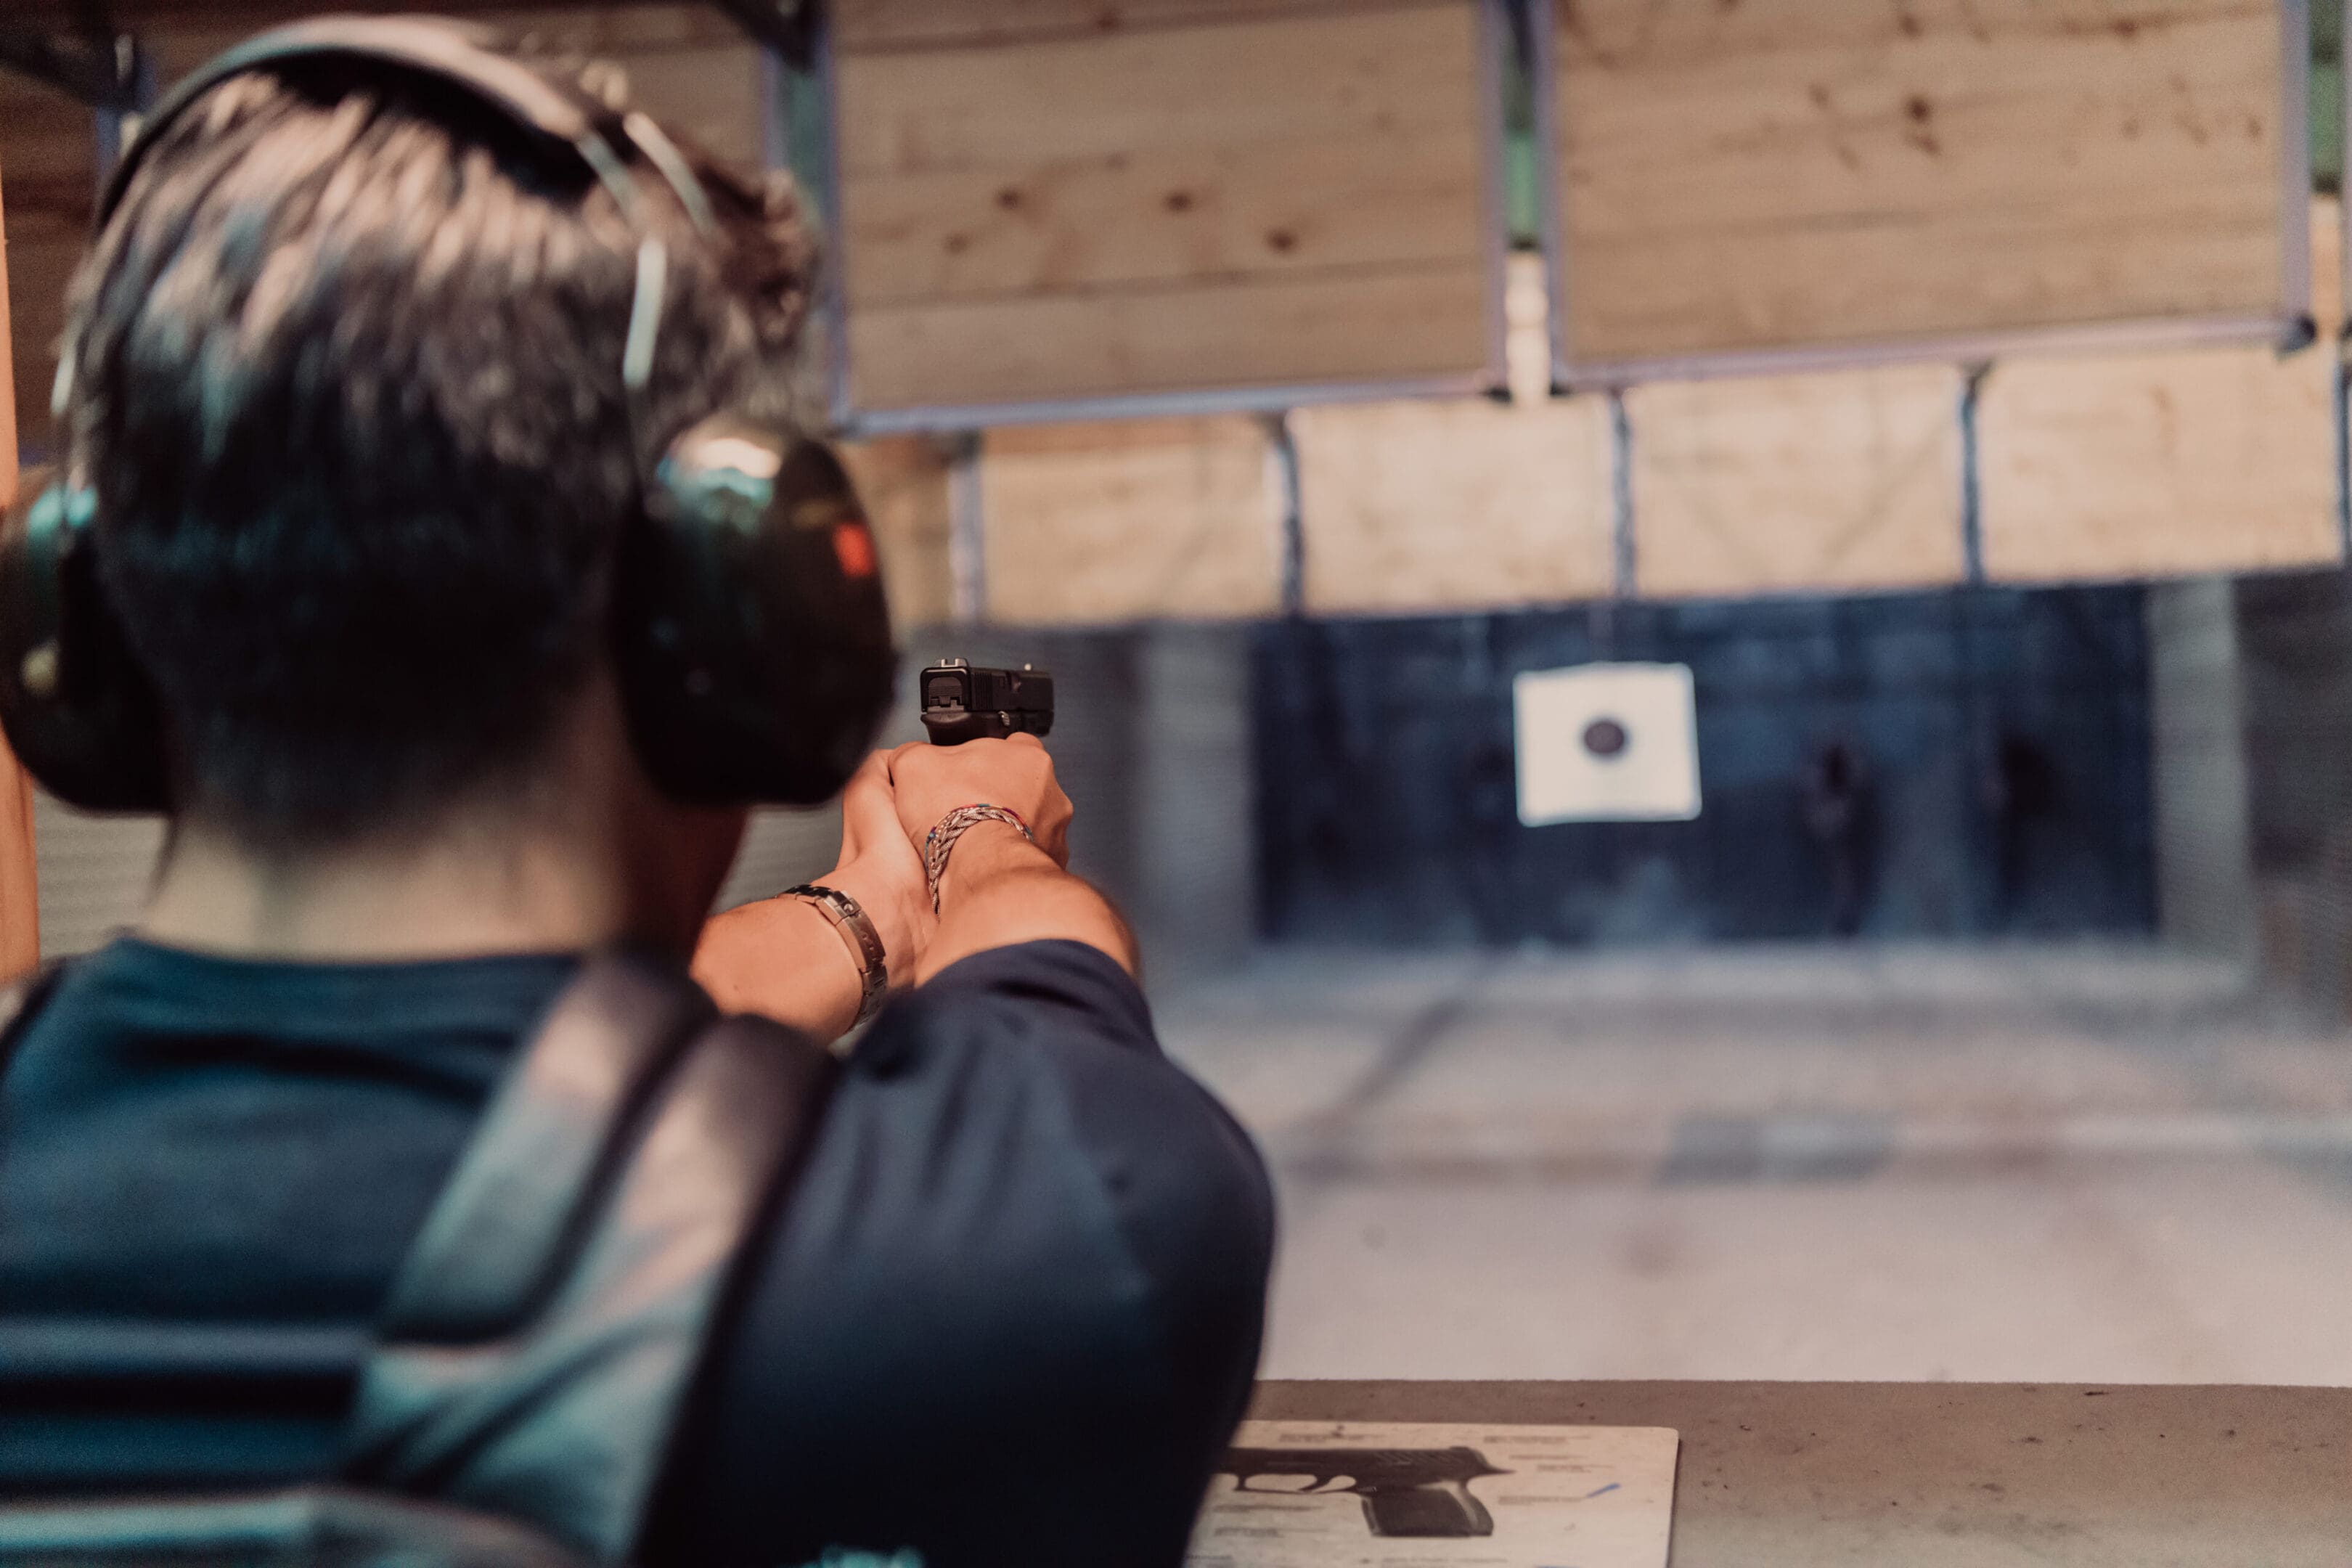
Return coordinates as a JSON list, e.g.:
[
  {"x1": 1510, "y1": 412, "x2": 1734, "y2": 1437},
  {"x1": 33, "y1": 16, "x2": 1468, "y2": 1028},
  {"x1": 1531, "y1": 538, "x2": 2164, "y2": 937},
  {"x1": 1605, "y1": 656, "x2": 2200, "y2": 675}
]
[
  {"x1": 1218, "y1": 1445, "x2": 1508, "y2": 1537},
  {"x1": 918, "y1": 659, "x2": 1054, "y2": 746}
]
